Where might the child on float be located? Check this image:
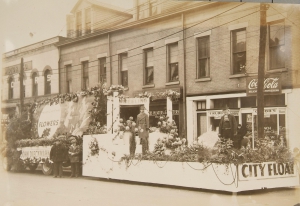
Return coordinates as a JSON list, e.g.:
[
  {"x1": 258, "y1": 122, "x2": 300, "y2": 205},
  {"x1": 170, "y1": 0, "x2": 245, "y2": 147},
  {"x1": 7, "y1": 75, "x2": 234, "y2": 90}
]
[{"x1": 68, "y1": 139, "x2": 81, "y2": 178}]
